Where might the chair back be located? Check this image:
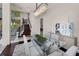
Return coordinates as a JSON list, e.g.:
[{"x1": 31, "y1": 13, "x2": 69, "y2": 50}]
[{"x1": 64, "y1": 46, "x2": 78, "y2": 56}]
